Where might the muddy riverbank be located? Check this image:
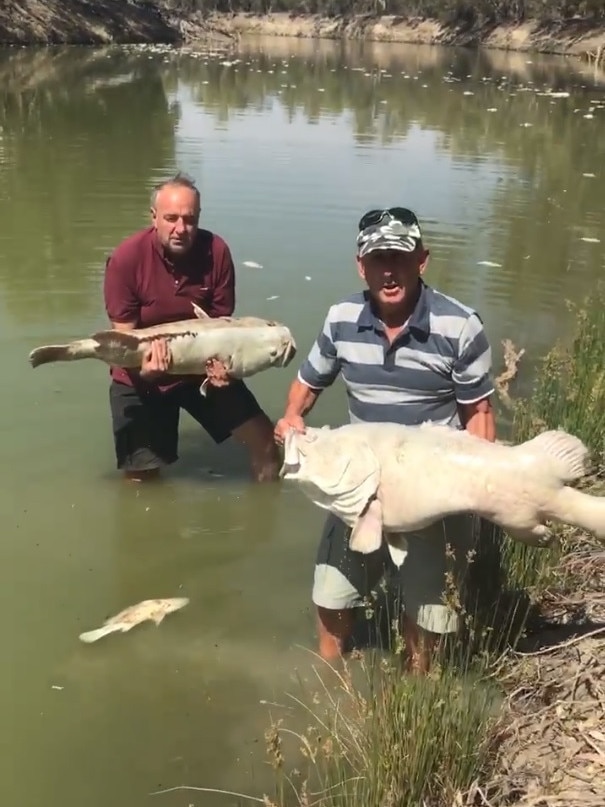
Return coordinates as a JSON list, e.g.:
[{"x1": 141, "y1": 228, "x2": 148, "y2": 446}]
[{"x1": 1, "y1": 1, "x2": 604, "y2": 63}]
